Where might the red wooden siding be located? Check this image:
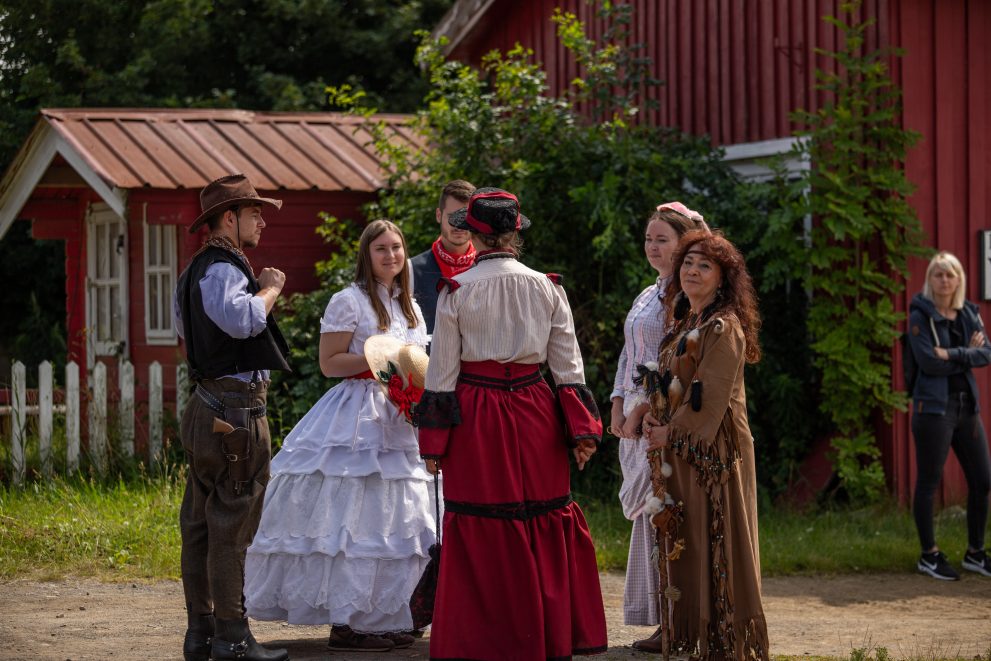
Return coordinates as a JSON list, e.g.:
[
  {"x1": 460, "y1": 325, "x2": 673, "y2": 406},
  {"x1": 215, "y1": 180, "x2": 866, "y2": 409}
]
[
  {"x1": 446, "y1": 0, "x2": 886, "y2": 146},
  {"x1": 890, "y1": 0, "x2": 991, "y2": 505},
  {"x1": 443, "y1": 0, "x2": 991, "y2": 504}
]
